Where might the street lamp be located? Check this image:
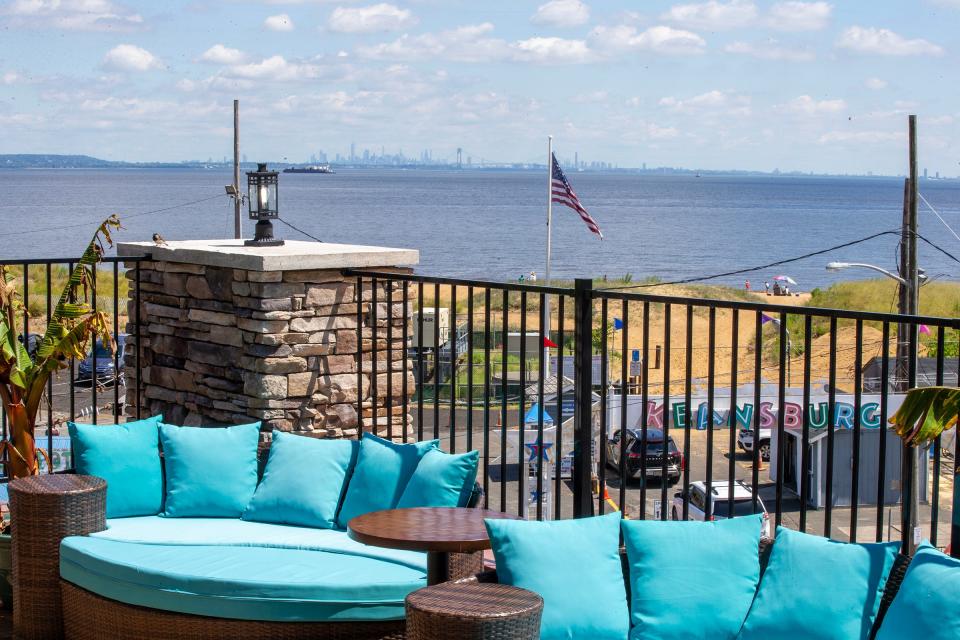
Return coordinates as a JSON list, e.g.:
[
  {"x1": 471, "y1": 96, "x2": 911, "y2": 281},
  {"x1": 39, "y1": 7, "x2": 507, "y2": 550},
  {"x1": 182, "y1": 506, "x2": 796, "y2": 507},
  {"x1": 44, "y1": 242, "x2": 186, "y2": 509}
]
[
  {"x1": 245, "y1": 163, "x2": 284, "y2": 247},
  {"x1": 825, "y1": 259, "x2": 923, "y2": 548}
]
